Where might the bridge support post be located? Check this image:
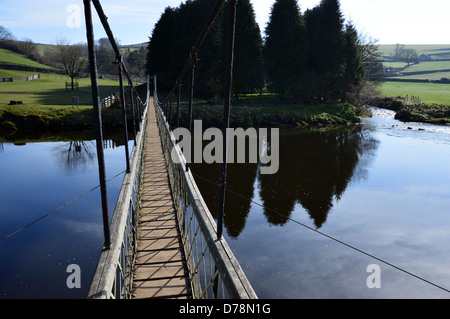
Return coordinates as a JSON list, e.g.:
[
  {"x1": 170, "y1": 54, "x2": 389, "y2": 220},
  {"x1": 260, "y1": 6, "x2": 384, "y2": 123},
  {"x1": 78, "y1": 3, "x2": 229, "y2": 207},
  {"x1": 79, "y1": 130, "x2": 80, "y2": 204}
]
[
  {"x1": 217, "y1": 0, "x2": 238, "y2": 240},
  {"x1": 118, "y1": 56, "x2": 131, "y2": 173},
  {"x1": 129, "y1": 84, "x2": 137, "y2": 145},
  {"x1": 83, "y1": 0, "x2": 111, "y2": 249}
]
